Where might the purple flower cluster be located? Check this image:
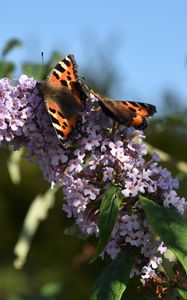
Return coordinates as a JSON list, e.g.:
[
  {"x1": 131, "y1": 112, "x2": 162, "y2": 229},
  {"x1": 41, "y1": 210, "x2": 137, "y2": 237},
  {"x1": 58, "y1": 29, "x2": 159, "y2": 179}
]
[
  {"x1": 0, "y1": 76, "x2": 69, "y2": 183},
  {"x1": 0, "y1": 75, "x2": 186, "y2": 280}
]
